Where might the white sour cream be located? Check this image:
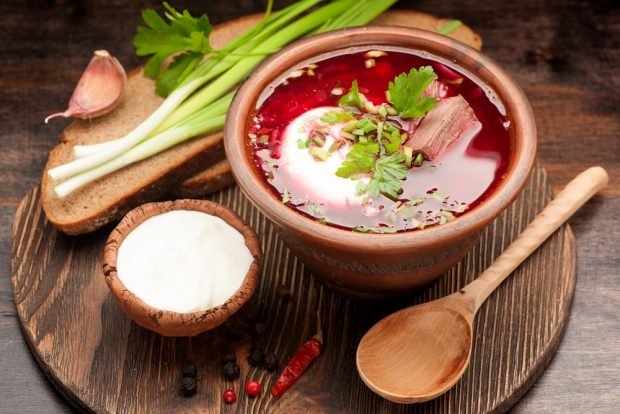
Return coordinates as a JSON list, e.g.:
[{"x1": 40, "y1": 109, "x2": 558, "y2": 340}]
[
  {"x1": 116, "y1": 210, "x2": 254, "y2": 313},
  {"x1": 276, "y1": 106, "x2": 364, "y2": 209}
]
